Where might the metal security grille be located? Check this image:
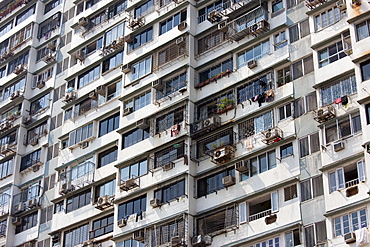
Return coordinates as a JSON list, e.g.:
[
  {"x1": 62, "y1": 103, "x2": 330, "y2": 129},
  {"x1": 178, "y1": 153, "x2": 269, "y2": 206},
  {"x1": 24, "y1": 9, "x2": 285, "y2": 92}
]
[
  {"x1": 196, "y1": 30, "x2": 228, "y2": 56},
  {"x1": 153, "y1": 35, "x2": 188, "y2": 71}
]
